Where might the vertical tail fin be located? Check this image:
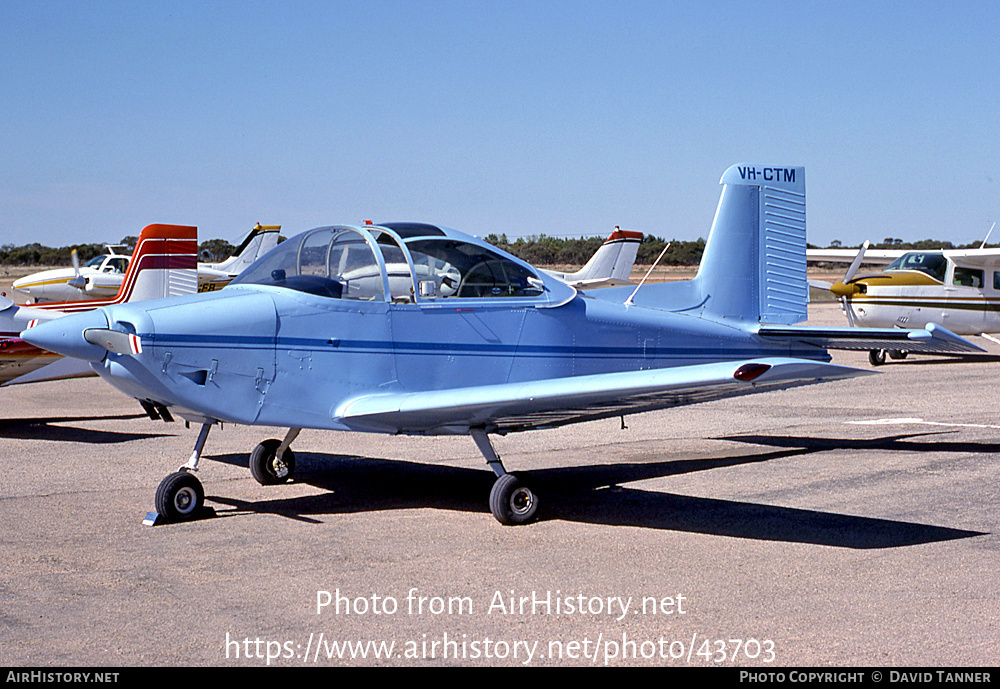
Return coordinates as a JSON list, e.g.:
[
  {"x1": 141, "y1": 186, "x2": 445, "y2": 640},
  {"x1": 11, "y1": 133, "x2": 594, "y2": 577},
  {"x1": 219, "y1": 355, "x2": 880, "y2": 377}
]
[
  {"x1": 115, "y1": 224, "x2": 199, "y2": 303},
  {"x1": 207, "y1": 224, "x2": 281, "y2": 275},
  {"x1": 697, "y1": 165, "x2": 807, "y2": 323},
  {"x1": 577, "y1": 228, "x2": 642, "y2": 283},
  {"x1": 631, "y1": 165, "x2": 807, "y2": 324},
  {"x1": 40, "y1": 224, "x2": 199, "y2": 314},
  {"x1": 546, "y1": 228, "x2": 643, "y2": 287}
]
